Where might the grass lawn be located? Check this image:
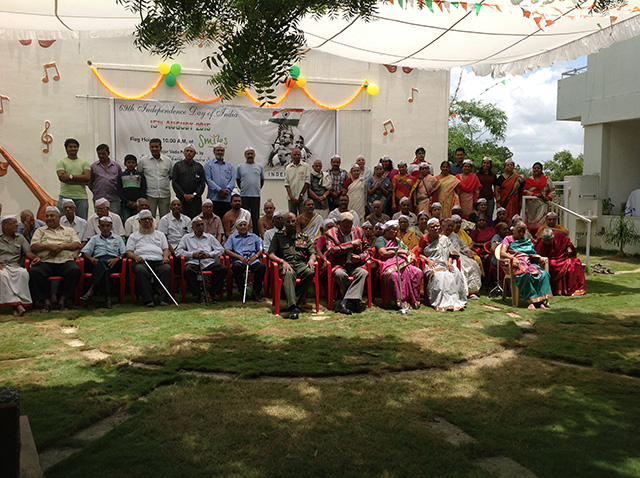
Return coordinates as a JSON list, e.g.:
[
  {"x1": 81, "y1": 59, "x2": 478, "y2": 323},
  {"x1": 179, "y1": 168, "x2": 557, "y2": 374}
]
[{"x1": 1, "y1": 252, "x2": 639, "y2": 477}]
